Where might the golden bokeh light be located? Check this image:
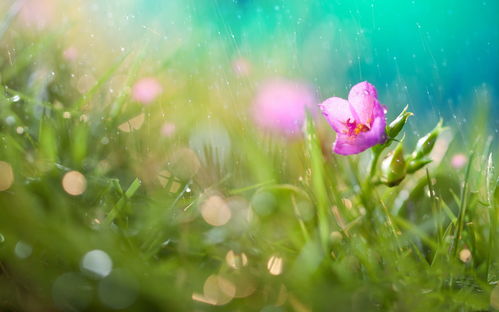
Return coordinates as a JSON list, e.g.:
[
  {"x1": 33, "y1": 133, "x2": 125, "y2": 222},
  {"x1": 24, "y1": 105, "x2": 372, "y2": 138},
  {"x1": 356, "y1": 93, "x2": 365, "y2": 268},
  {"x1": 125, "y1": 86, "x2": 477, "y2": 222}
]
[
  {"x1": 459, "y1": 249, "x2": 471, "y2": 263},
  {"x1": 158, "y1": 170, "x2": 181, "y2": 193},
  {"x1": 267, "y1": 255, "x2": 283, "y2": 276},
  {"x1": 118, "y1": 113, "x2": 145, "y2": 132},
  {"x1": 225, "y1": 250, "x2": 248, "y2": 269},
  {"x1": 0, "y1": 161, "x2": 14, "y2": 191},
  {"x1": 62, "y1": 170, "x2": 87, "y2": 196},
  {"x1": 200, "y1": 195, "x2": 231, "y2": 226},
  {"x1": 232, "y1": 274, "x2": 256, "y2": 298},
  {"x1": 201, "y1": 274, "x2": 236, "y2": 306}
]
